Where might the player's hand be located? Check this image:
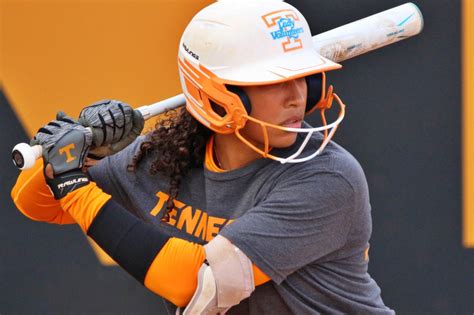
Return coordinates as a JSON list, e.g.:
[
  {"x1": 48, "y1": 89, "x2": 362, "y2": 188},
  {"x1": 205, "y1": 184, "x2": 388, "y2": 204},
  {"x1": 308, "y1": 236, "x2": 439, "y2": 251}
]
[
  {"x1": 78, "y1": 99, "x2": 144, "y2": 158},
  {"x1": 31, "y1": 114, "x2": 93, "y2": 199}
]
